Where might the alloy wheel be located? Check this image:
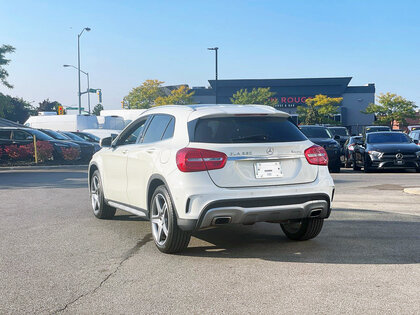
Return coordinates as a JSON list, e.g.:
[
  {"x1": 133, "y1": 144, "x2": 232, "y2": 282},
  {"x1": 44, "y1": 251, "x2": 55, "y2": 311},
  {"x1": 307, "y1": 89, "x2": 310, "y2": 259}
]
[
  {"x1": 151, "y1": 193, "x2": 169, "y2": 246},
  {"x1": 90, "y1": 175, "x2": 101, "y2": 215}
]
